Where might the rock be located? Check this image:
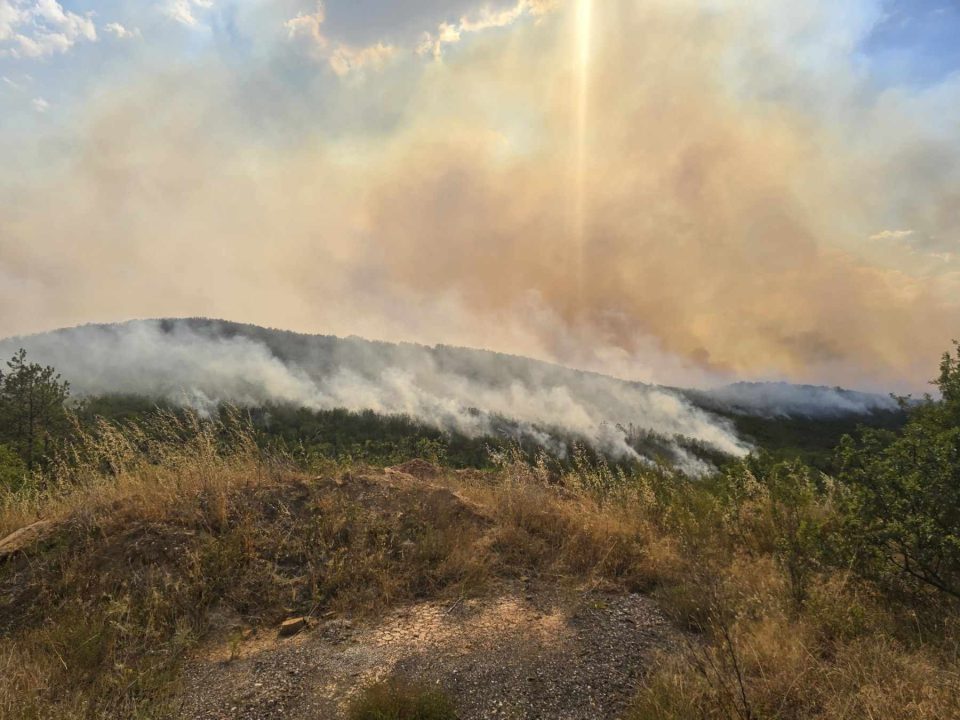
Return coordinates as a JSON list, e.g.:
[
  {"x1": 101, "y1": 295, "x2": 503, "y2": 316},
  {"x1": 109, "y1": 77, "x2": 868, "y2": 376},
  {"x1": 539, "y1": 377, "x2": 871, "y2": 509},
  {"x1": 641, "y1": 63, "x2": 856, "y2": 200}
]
[
  {"x1": 0, "y1": 520, "x2": 56, "y2": 561},
  {"x1": 278, "y1": 617, "x2": 308, "y2": 638}
]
